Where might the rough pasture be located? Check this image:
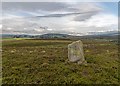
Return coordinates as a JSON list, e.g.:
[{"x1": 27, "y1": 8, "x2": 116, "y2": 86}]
[{"x1": 2, "y1": 39, "x2": 119, "y2": 84}]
